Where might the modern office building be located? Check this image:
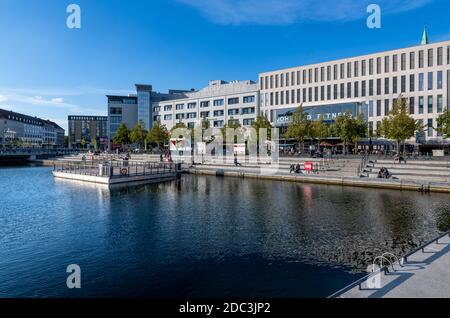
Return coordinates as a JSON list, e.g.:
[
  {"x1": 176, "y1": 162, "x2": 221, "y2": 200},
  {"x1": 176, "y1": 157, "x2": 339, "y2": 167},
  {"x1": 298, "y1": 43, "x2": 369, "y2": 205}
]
[
  {"x1": 68, "y1": 115, "x2": 108, "y2": 149},
  {"x1": 259, "y1": 36, "x2": 450, "y2": 141},
  {"x1": 0, "y1": 108, "x2": 65, "y2": 148},
  {"x1": 107, "y1": 84, "x2": 189, "y2": 148},
  {"x1": 158, "y1": 80, "x2": 259, "y2": 130}
]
